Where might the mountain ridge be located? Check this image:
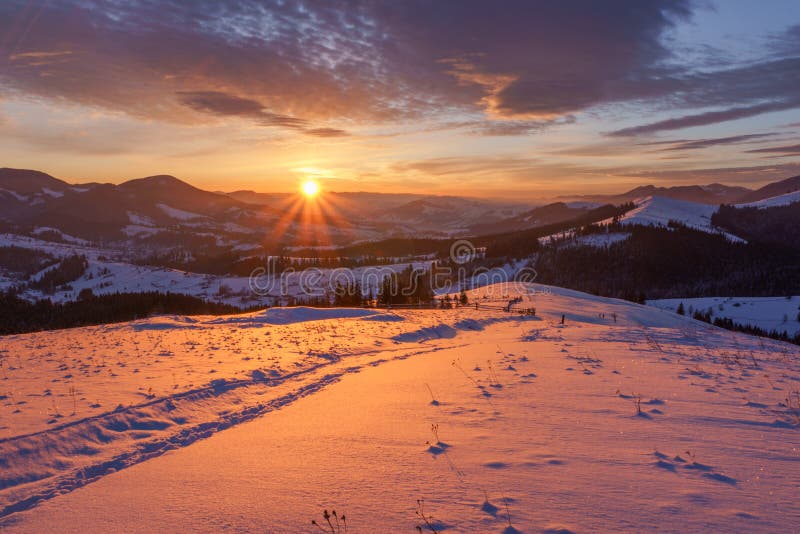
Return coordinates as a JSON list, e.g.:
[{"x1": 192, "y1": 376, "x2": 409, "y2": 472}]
[
  {"x1": 1, "y1": 166, "x2": 799, "y2": 248},
  {"x1": 734, "y1": 175, "x2": 800, "y2": 204}
]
